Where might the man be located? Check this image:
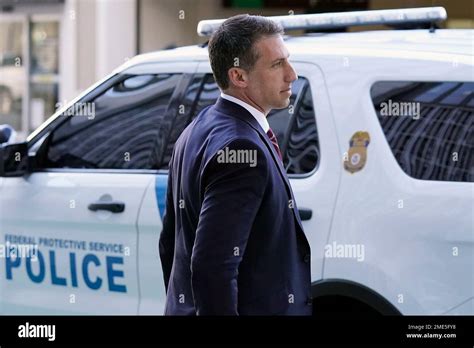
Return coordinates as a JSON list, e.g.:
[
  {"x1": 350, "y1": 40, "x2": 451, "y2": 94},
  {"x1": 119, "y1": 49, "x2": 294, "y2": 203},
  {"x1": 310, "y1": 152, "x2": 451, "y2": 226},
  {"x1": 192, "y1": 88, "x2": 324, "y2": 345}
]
[{"x1": 159, "y1": 14, "x2": 312, "y2": 315}]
